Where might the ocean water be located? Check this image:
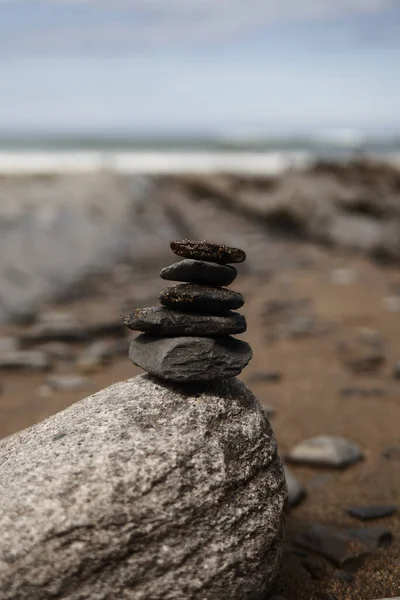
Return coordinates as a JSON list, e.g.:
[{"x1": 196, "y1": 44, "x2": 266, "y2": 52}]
[{"x1": 0, "y1": 134, "x2": 399, "y2": 174}]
